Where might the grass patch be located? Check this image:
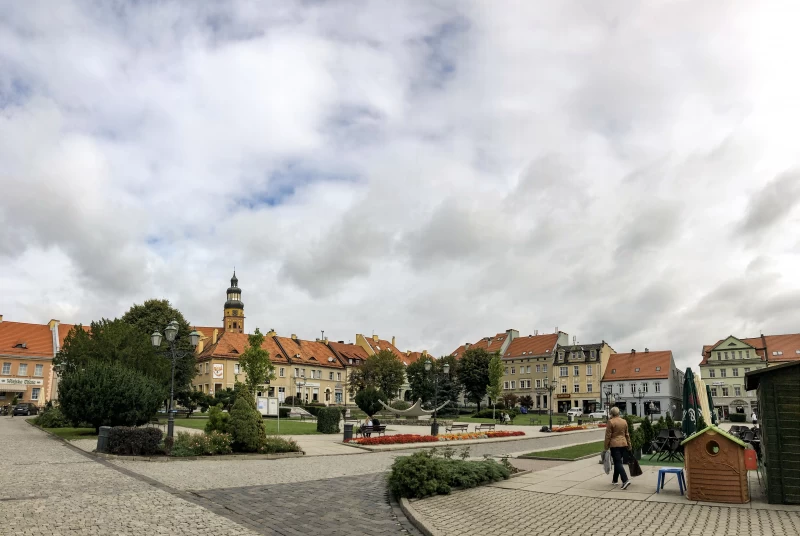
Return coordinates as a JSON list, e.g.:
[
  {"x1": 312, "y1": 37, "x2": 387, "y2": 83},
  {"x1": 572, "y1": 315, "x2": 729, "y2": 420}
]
[
  {"x1": 163, "y1": 417, "x2": 320, "y2": 435},
  {"x1": 453, "y1": 413, "x2": 573, "y2": 426},
  {"x1": 45, "y1": 427, "x2": 98, "y2": 441},
  {"x1": 522, "y1": 440, "x2": 605, "y2": 460},
  {"x1": 638, "y1": 456, "x2": 683, "y2": 468}
]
